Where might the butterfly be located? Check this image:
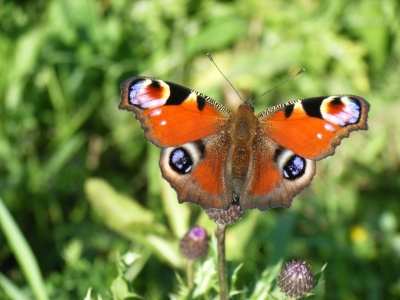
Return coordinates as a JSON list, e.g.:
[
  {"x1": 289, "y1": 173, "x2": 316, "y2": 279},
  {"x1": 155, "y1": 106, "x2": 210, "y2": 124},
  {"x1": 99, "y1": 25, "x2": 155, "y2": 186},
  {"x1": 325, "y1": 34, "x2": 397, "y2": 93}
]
[{"x1": 120, "y1": 76, "x2": 369, "y2": 210}]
